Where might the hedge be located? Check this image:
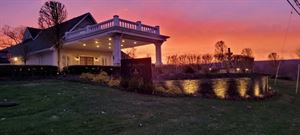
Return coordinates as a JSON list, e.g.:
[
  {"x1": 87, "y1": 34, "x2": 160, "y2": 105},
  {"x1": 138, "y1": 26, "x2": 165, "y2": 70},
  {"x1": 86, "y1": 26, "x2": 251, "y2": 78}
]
[
  {"x1": 0, "y1": 65, "x2": 58, "y2": 77},
  {"x1": 63, "y1": 65, "x2": 120, "y2": 75}
]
